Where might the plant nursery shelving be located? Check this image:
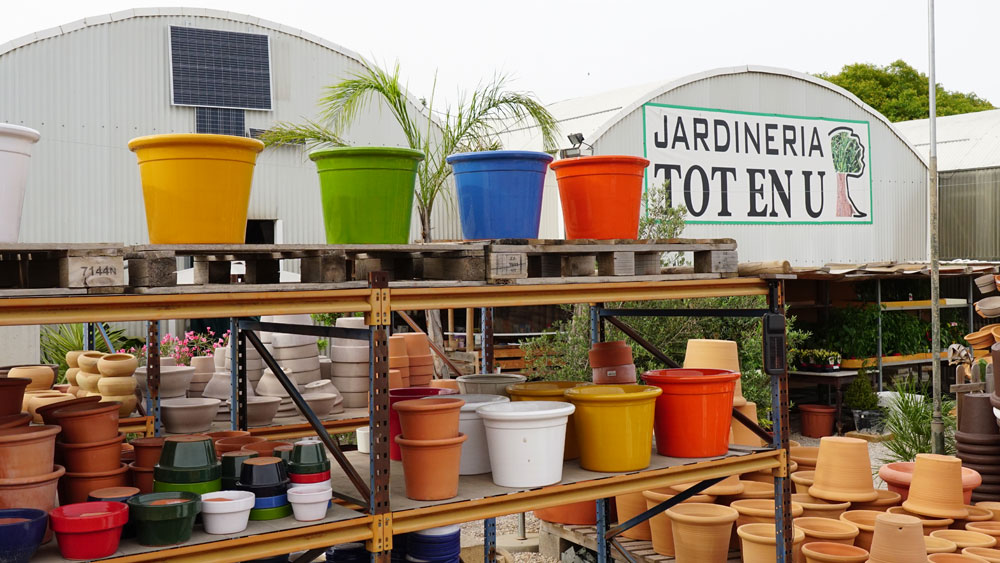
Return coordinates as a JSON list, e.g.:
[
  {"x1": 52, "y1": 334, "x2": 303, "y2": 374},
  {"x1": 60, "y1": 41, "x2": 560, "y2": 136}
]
[{"x1": 0, "y1": 268, "x2": 793, "y2": 563}]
